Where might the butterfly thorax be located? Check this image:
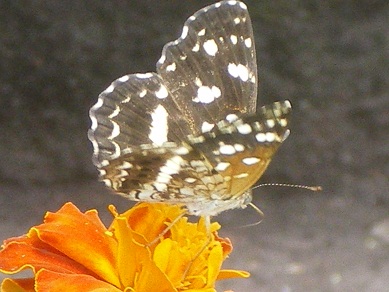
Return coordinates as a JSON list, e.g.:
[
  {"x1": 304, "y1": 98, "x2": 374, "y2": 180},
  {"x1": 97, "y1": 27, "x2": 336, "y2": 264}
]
[{"x1": 185, "y1": 190, "x2": 252, "y2": 216}]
